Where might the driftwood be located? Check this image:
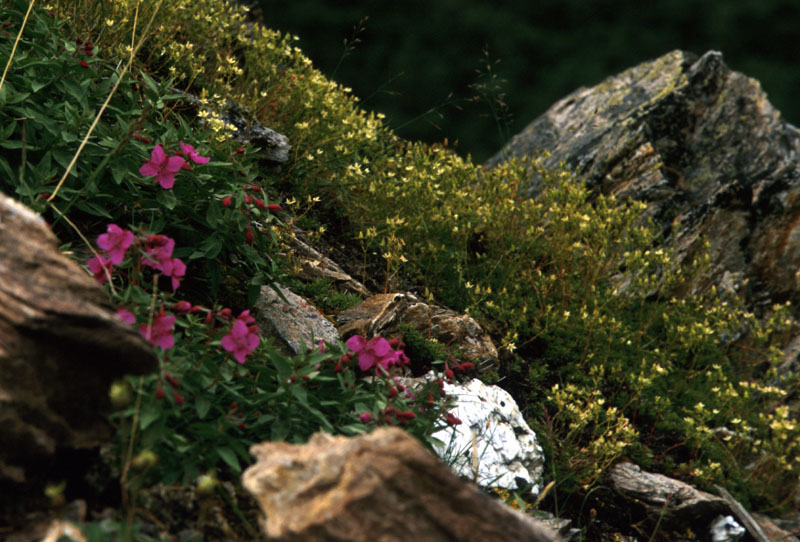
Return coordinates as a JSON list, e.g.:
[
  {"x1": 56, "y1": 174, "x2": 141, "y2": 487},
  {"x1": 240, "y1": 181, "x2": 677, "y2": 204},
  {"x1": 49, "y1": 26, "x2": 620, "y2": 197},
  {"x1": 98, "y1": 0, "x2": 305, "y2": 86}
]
[{"x1": 242, "y1": 427, "x2": 559, "y2": 542}]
